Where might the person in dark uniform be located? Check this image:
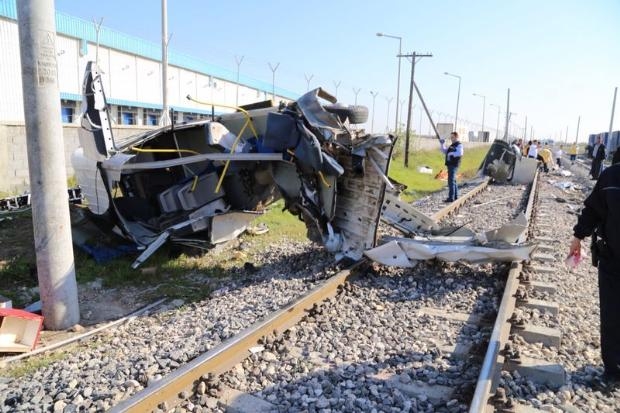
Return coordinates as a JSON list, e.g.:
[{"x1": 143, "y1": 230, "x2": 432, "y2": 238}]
[
  {"x1": 570, "y1": 162, "x2": 620, "y2": 383},
  {"x1": 439, "y1": 132, "x2": 463, "y2": 203},
  {"x1": 590, "y1": 137, "x2": 606, "y2": 180}
]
